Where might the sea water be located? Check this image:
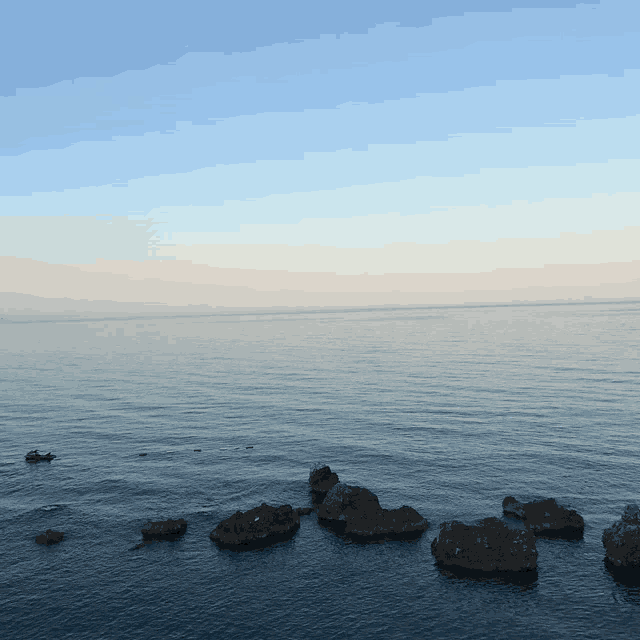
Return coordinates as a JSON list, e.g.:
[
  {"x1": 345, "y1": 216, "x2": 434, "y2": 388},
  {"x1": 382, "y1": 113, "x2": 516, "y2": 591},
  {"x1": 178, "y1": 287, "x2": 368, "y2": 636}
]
[{"x1": 1, "y1": 301, "x2": 639, "y2": 639}]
